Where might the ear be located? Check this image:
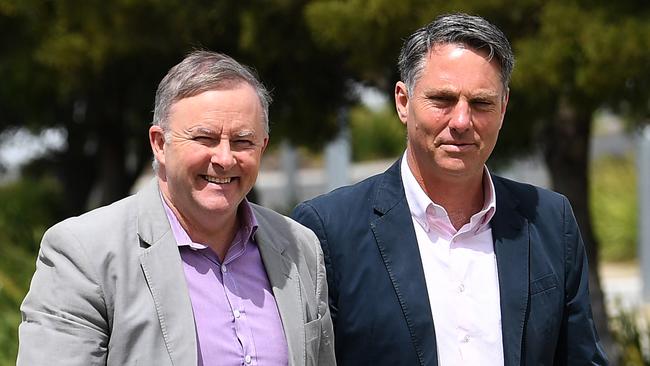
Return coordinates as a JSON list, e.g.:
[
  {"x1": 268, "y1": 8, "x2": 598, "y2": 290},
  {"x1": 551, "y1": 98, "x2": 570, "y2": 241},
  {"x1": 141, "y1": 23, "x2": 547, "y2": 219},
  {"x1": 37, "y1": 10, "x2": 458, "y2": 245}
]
[
  {"x1": 149, "y1": 125, "x2": 166, "y2": 167},
  {"x1": 499, "y1": 88, "x2": 510, "y2": 130},
  {"x1": 260, "y1": 136, "x2": 269, "y2": 154},
  {"x1": 395, "y1": 81, "x2": 410, "y2": 125}
]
